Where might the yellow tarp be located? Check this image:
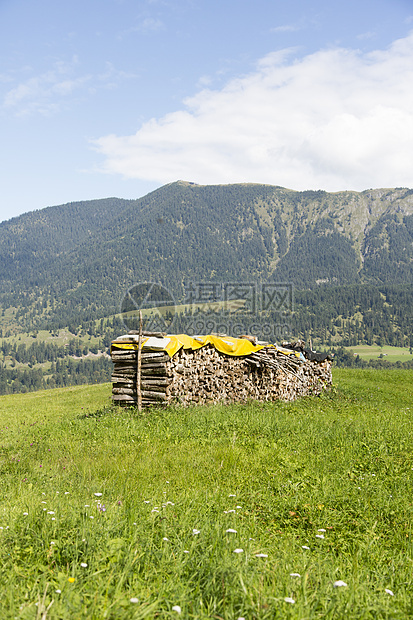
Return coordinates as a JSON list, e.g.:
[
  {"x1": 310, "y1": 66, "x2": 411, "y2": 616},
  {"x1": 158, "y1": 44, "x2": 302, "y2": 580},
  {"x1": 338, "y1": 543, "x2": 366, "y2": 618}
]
[{"x1": 111, "y1": 334, "x2": 301, "y2": 359}]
